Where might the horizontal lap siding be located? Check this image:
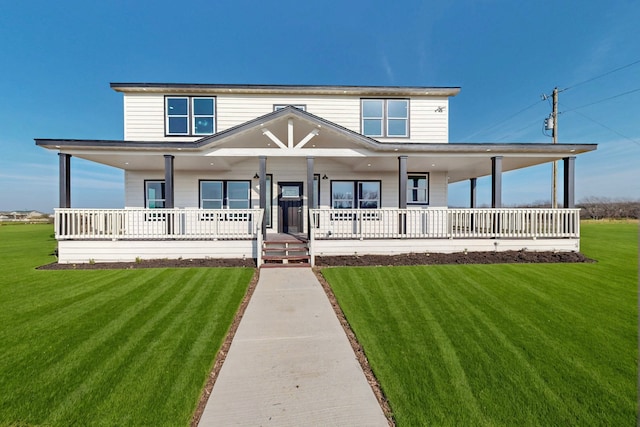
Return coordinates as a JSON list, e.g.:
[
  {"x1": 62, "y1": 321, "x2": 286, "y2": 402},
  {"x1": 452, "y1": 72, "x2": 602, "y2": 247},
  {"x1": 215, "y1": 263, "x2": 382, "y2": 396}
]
[
  {"x1": 57, "y1": 240, "x2": 257, "y2": 263},
  {"x1": 123, "y1": 93, "x2": 449, "y2": 143},
  {"x1": 125, "y1": 162, "x2": 449, "y2": 209},
  {"x1": 313, "y1": 238, "x2": 580, "y2": 256},
  {"x1": 217, "y1": 95, "x2": 361, "y2": 133},
  {"x1": 126, "y1": 168, "x2": 261, "y2": 208}
]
